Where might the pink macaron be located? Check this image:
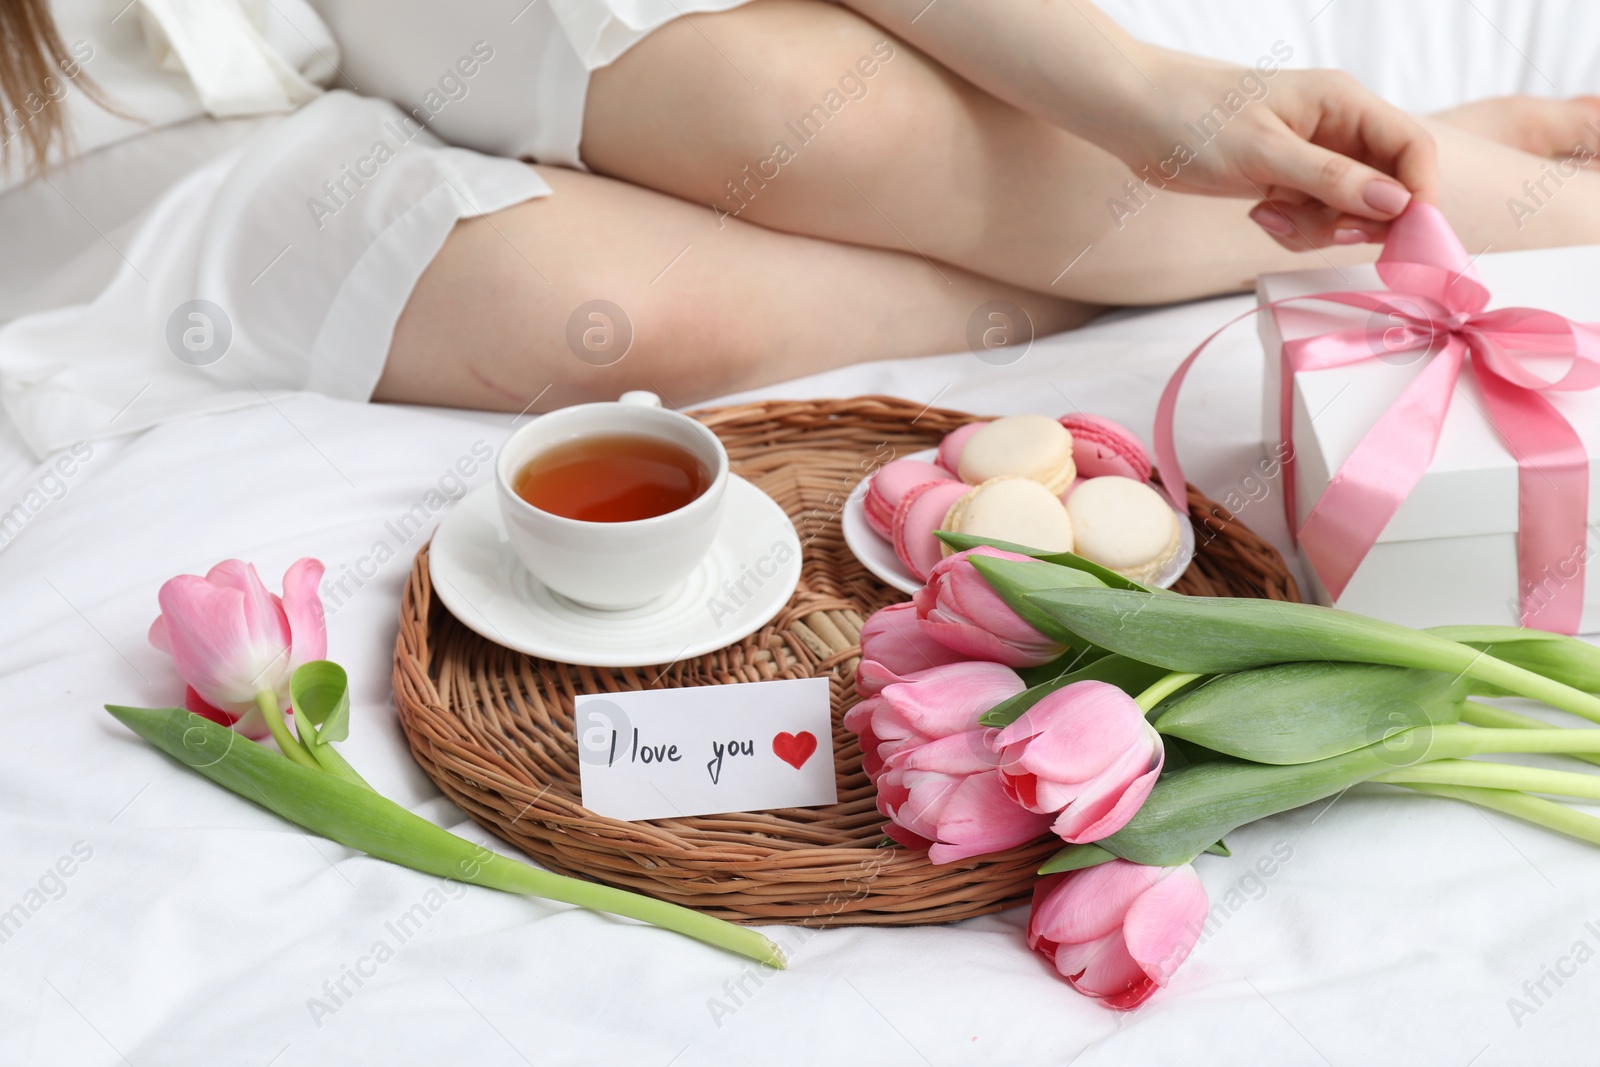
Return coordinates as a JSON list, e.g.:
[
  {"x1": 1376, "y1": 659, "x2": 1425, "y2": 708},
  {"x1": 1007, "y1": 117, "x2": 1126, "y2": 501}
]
[
  {"x1": 892, "y1": 479, "x2": 972, "y2": 582},
  {"x1": 864, "y1": 459, "x2": 956, "y2": 539},
  {"x1": 1058, "y1": 413, "x2": 1153, "y2": 482},
  {"x1": 937, "y1": 421, "x2": 990, "y2": 475}
]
